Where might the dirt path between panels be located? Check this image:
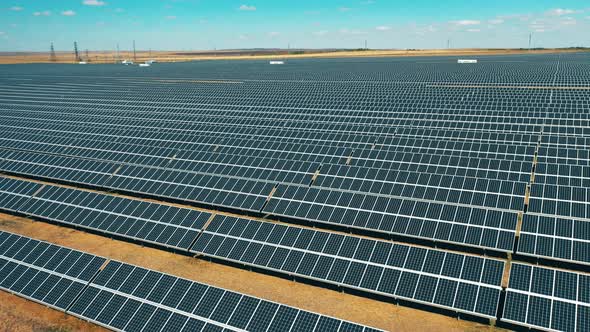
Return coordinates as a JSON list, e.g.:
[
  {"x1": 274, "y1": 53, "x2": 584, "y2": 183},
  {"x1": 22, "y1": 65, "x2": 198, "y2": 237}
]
[{"x1": 0, "y1": 213, "x2": 506, "y2": 332}]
